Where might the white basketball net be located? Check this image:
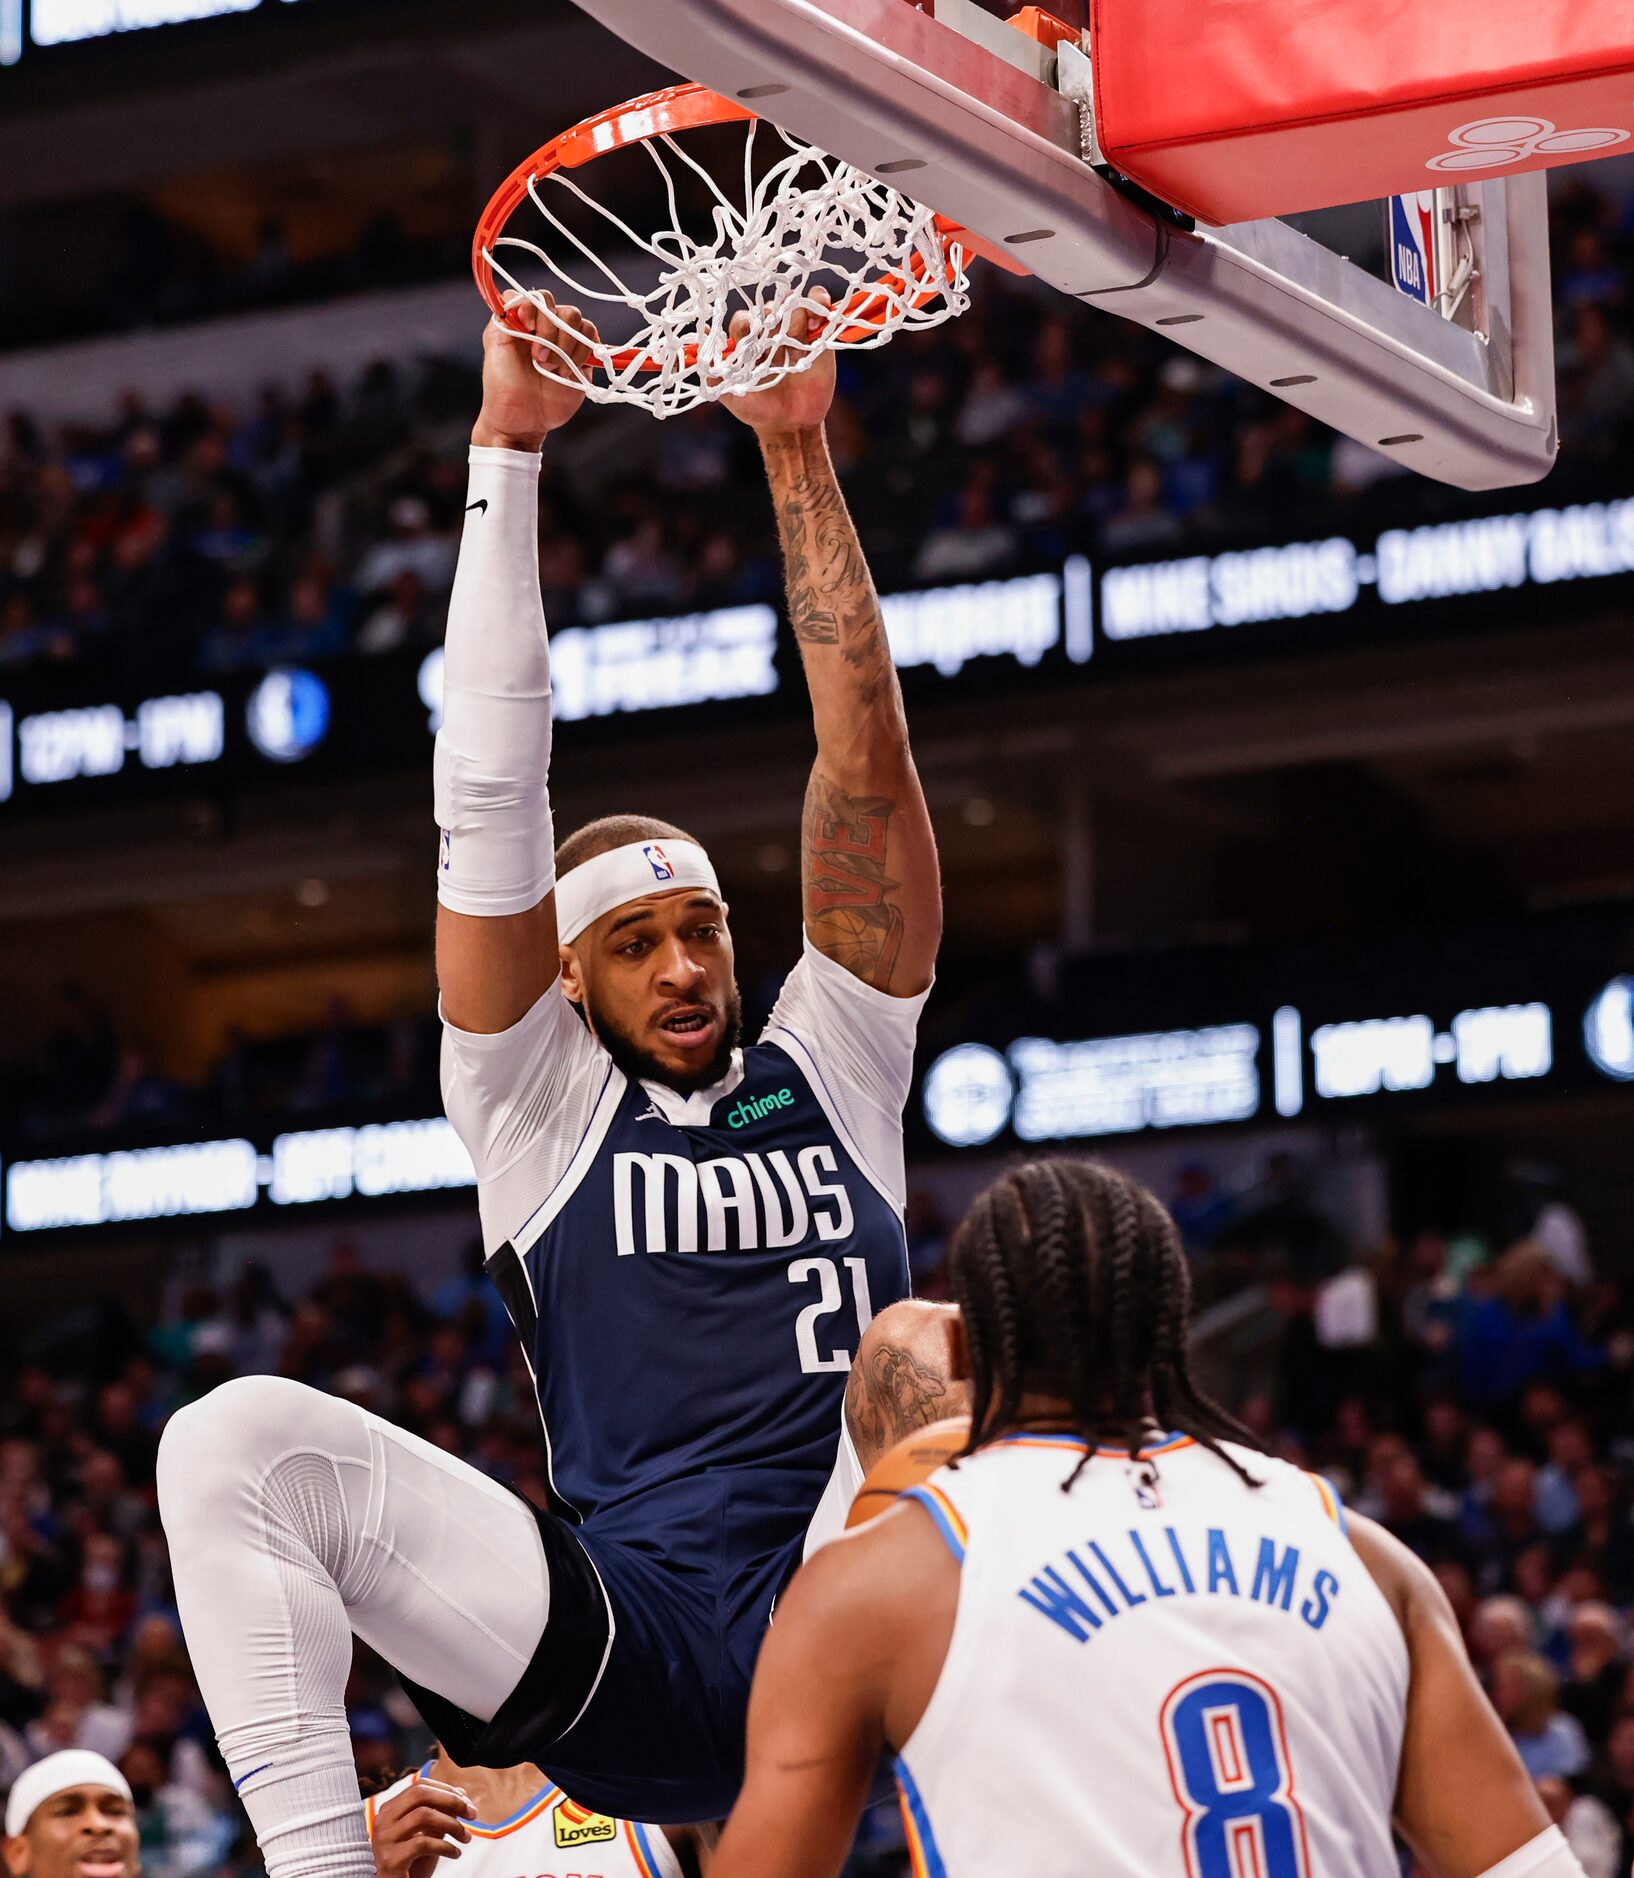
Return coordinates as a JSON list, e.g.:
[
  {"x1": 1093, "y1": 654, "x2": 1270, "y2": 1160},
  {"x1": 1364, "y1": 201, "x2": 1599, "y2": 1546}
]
[{"x1": 481, "y1": 118, "x2": 972, "y2": 419}]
